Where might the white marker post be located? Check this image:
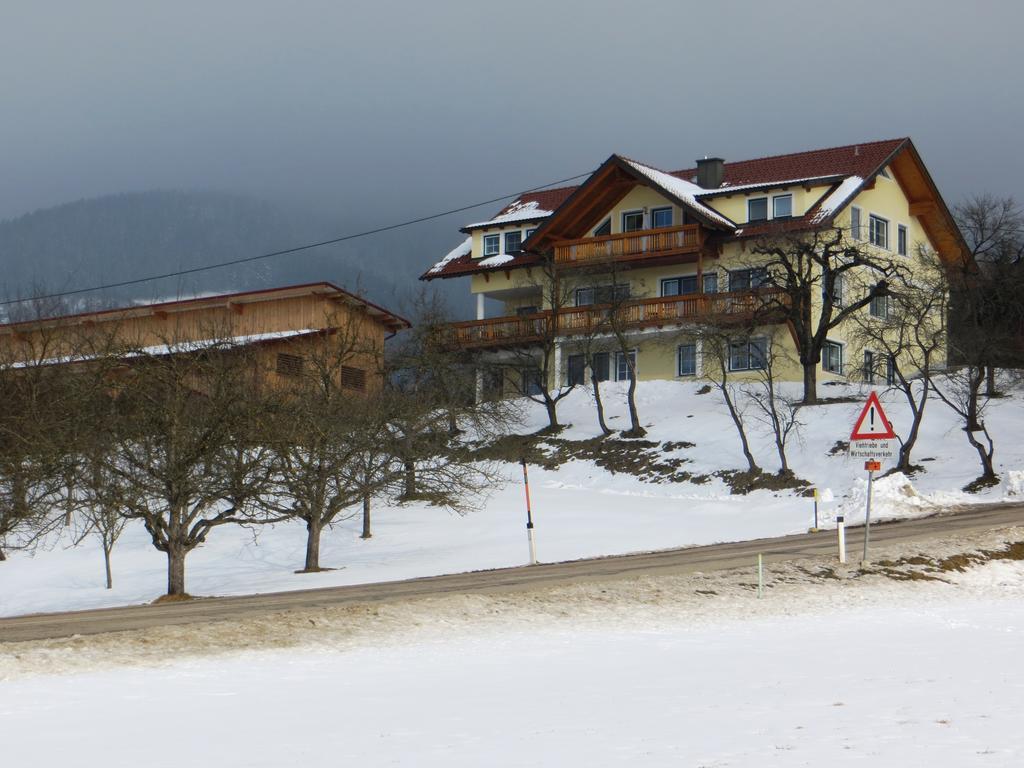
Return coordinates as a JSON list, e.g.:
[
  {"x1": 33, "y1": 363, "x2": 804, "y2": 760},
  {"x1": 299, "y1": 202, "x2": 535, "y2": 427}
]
[
  {"x1": 847, "y1": 392, "x2": 897, "y2": 568},
  {"x1": 836, "y1": 514, "x2": 847, "y2": 564},
  {"x1": 521, "y1": 458, "x2": 538, "y2": 565}
]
